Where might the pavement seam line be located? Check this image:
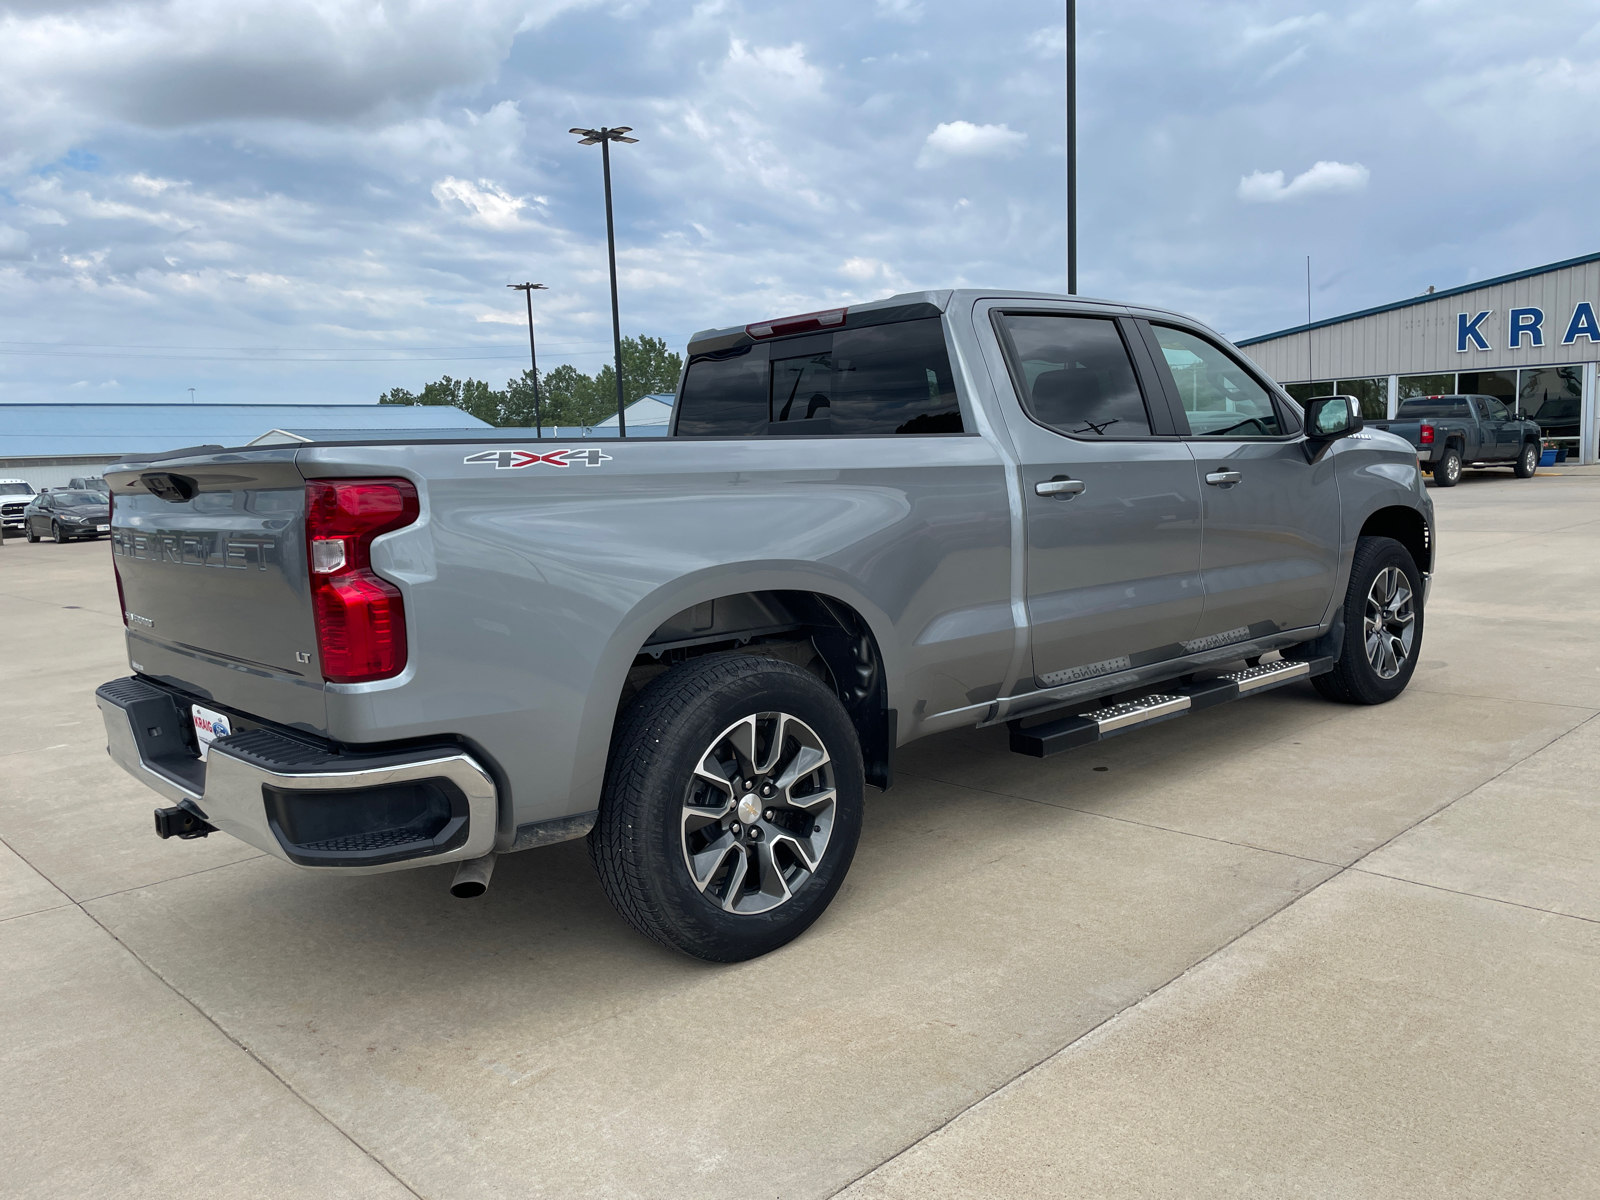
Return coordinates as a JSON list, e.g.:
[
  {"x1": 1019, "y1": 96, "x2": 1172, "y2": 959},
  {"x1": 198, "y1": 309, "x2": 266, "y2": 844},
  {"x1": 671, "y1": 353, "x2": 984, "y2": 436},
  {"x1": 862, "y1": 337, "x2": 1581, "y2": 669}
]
[
  {"x1": 76, "y1": 851, "x2": 272, "y2": 904},
  {"x1": 0, "y1": 830, "x2": 77, "y2": 907},
  {"x1": 1347, "y1": 867, "x2": 1599, "y2": 926},
  {"x1": 73, "y1": 900, "x2": 428, "y2": 1200},
  {"x1": 832, "y1": 708, "x2": 1599, "y2": 1197},
  {"x1": 896, "y1": 768, "x2": 1344, "y2": 869}
]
